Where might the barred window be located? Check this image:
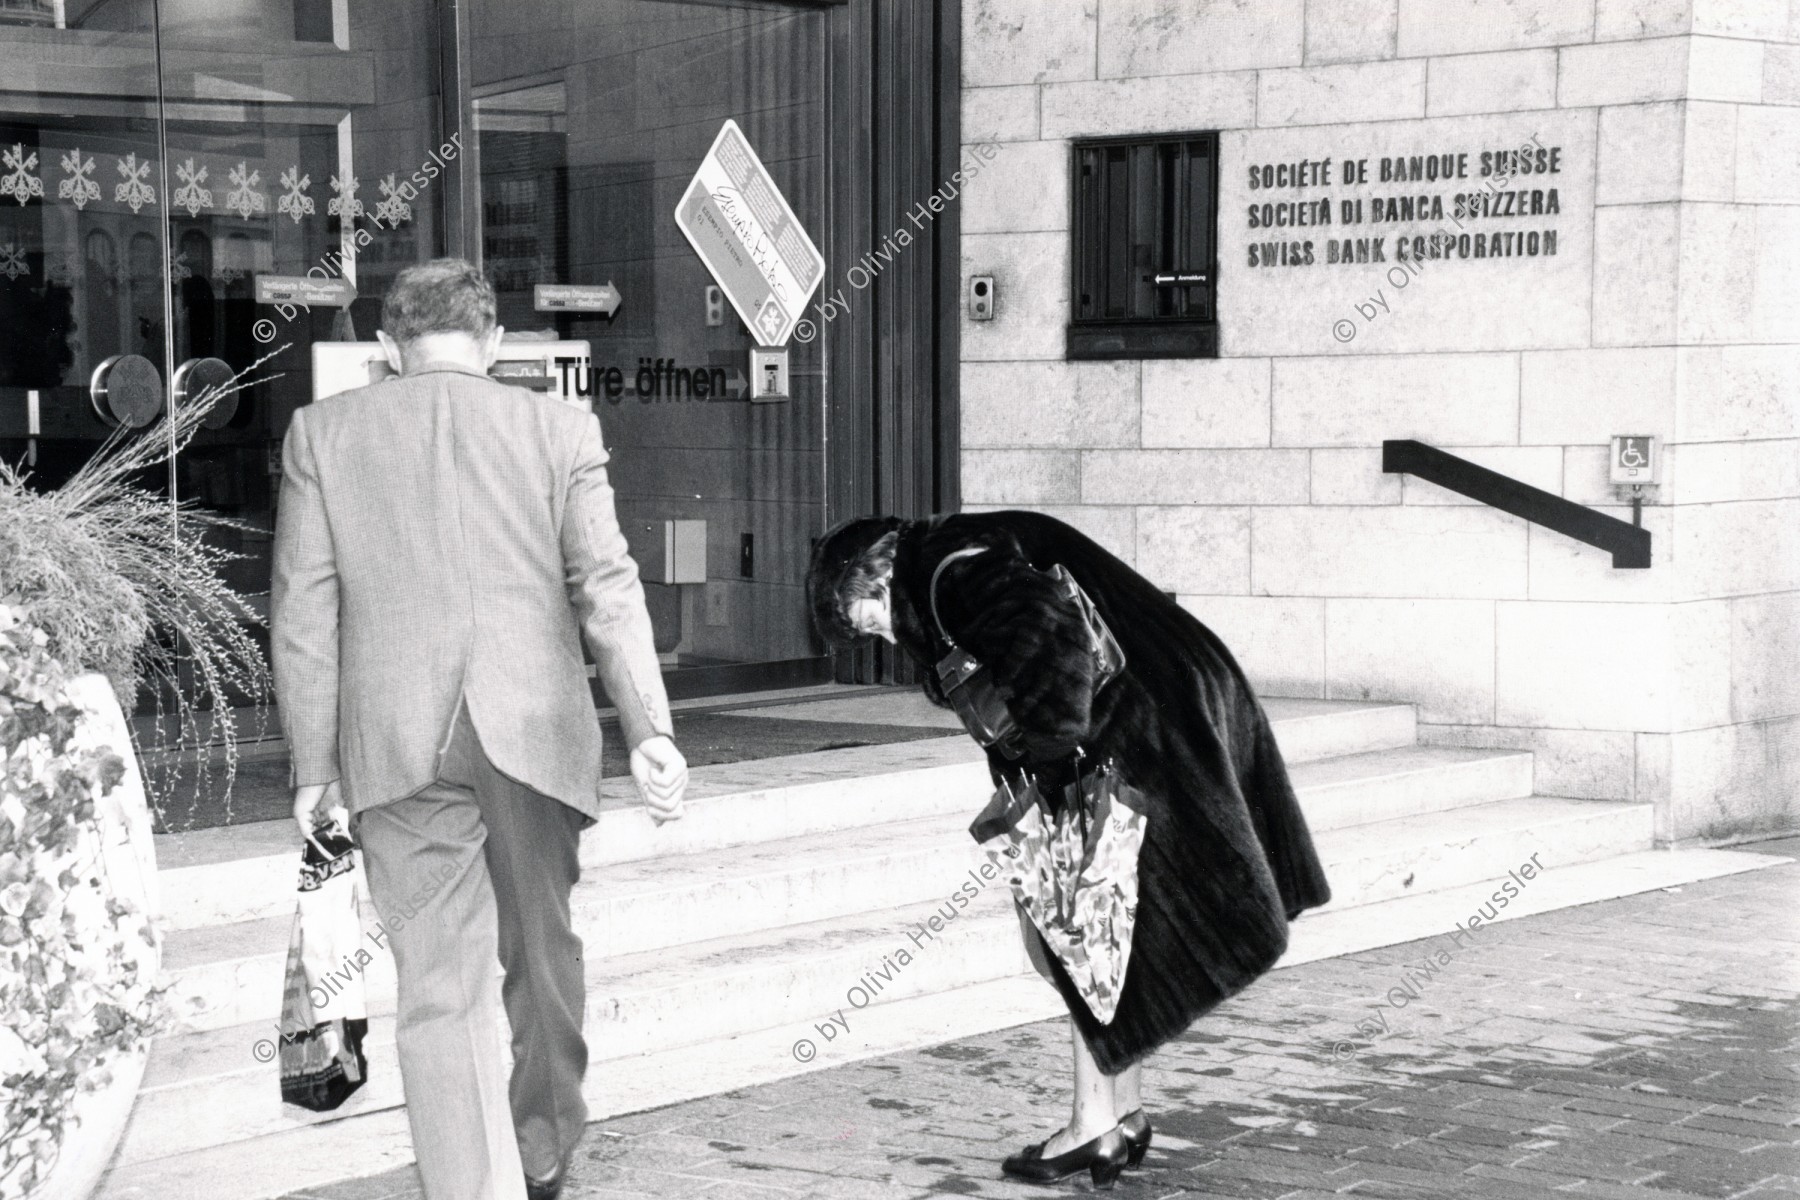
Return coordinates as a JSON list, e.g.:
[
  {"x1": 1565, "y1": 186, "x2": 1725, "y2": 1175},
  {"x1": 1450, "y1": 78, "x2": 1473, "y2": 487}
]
[{"x1": 1068, "y1": 131, "x2": 1219, "y2": 360}]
